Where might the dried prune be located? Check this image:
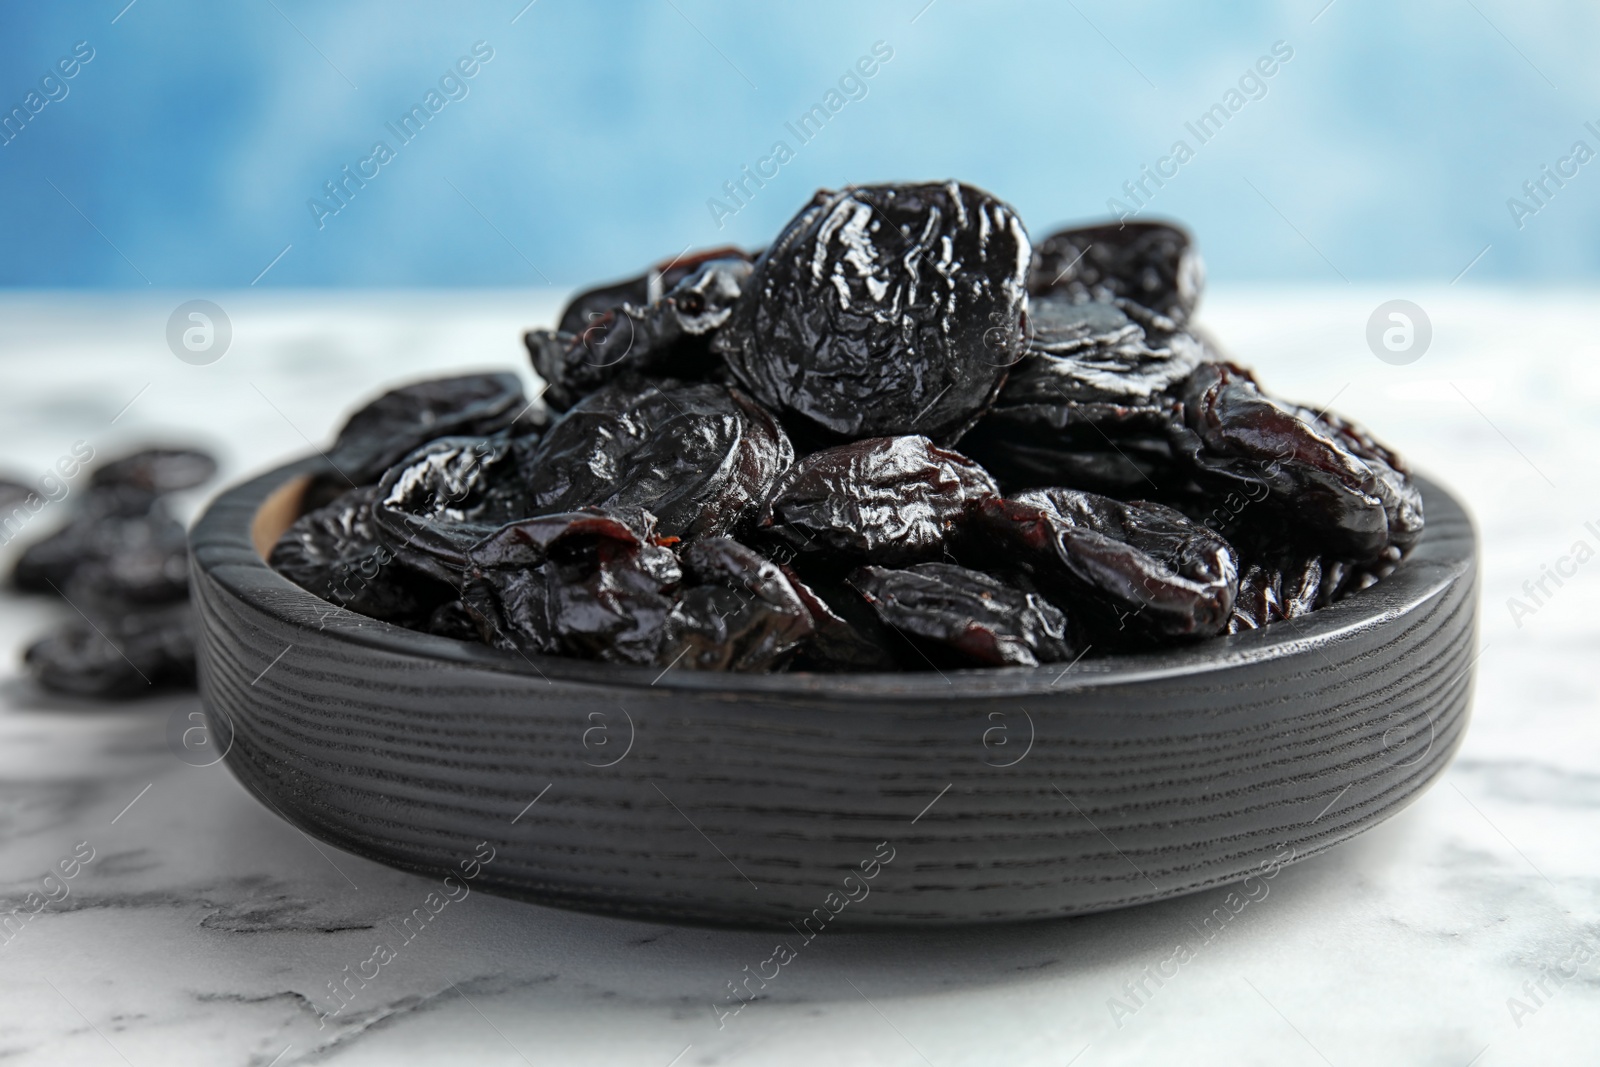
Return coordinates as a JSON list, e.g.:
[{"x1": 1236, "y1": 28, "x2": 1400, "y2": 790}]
[
  {"x1": 270, "y1": 485, "x2": 442, "y2": 623},
  {"x1": 327, "y1": 373, "x2": 527, "y2": 485},
  {"x1": 461, "y1": 509, "x2": 681, "y2": 665},
  {"x1": 369, "y1": 434, "x2": 535, "y2": 583},
  {"x1": 90, "y1": 447, "x2": 217, "y2": 494},
  {"x1": 660, "y1": 538, "x2": 814, "y2": 672},
  {"x1": 972, "y1": 488, "x2": 1238, "y2": 642},
  {"x1": 850, "y1": 562, "x2": 1073, "y2": 668},
  {"x1": 779, "y1": 562, "x2": 902, "y2": 672},
  {"x1": 1028, "y1": 220, "x2": 1202, "y2": 326},
  {"x1": 526, "y1": 379, "x2": 791, "y2": 540},
  {"x1": 13, "y1": 492, "x2": 185, "y2": 596},
  {"x1": 714, "y1": 182, "x2": 1030, "y2": 439},
  {"x1": 557, "y1": 246, "x2": 752, "y2": 334},
  {"x1": 957, "y1": 295, "x2": 1200, "y2": 494},
  {"x1": 24, "y1": 601, "x2": 195, "y2": 698},
  {"x1": 1168, "y1": 362, "x2": 1422, "y2": 561},
  {"x1": 756, "y1": 435, "x2": 998, "y2": 564},
  {"x1": 528, "y1": 258, "x2": 754, "y2": 410},
  {"x1": 1226, "y1": 550, "x2": 1352, "y2": 634}
]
